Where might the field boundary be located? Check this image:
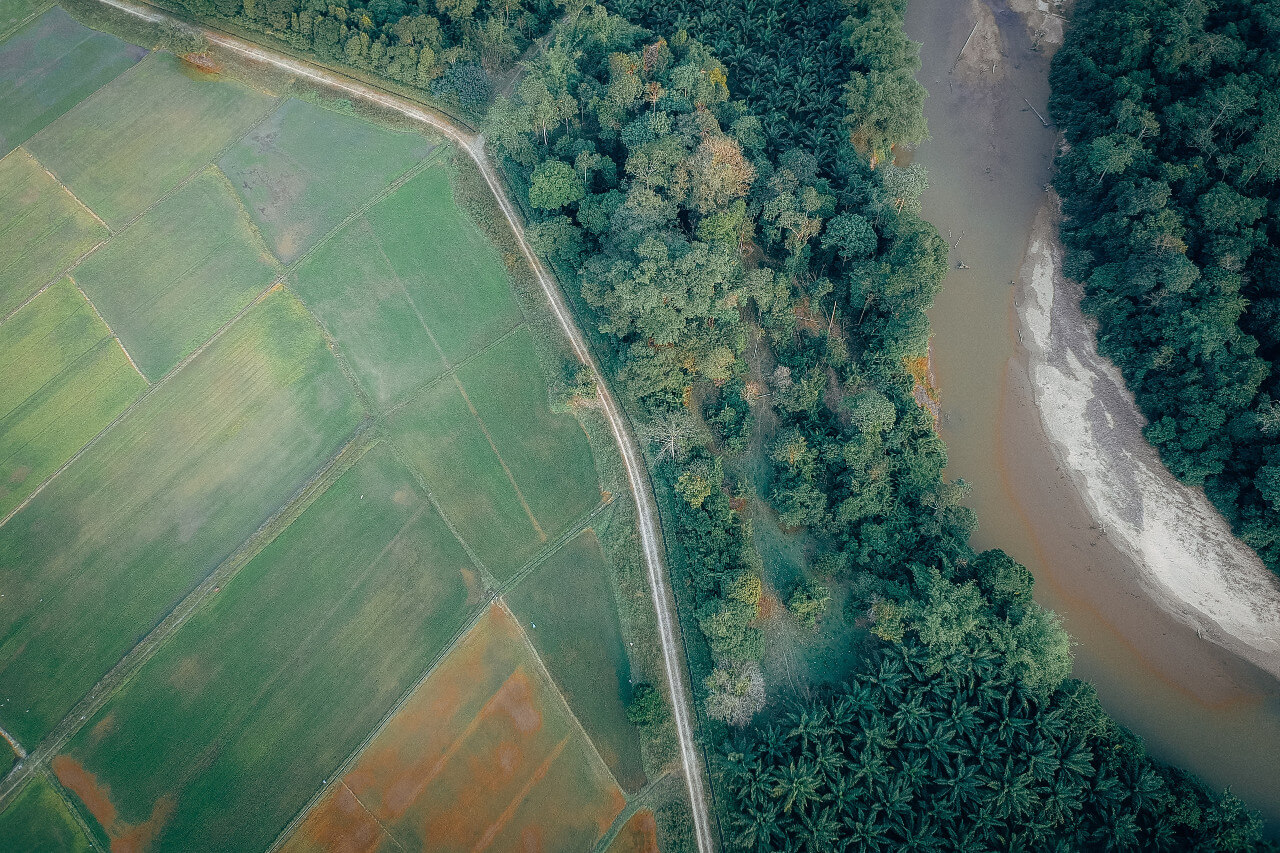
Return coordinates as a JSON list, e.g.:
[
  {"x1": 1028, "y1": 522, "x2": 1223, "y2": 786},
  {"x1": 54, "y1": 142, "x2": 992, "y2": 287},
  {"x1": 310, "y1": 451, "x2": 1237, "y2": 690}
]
[
  {"x1": 43, "y1": 767, "x2": 105, "y2": 853},
  {"x1": 0, "y1": 424, "x2": 376, "y2": 810},
  {"x1": 67, "y1": 275, "x2": 146, "y2": 383}
]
